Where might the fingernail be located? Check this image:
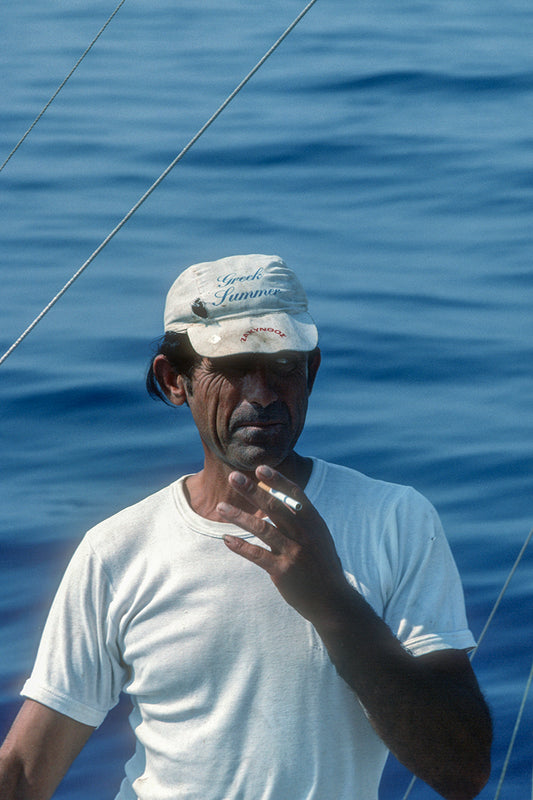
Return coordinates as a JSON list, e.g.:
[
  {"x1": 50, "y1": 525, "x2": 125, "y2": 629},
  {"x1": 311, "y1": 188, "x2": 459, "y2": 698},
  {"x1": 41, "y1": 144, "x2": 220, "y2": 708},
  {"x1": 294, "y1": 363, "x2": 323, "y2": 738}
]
[
  {"x1": 223, "y1": 534, "x2": 241, "y2": 548},
  {"x1": 230, "y1": 472, "x2": 246, "y2": 486},
  {"x1": 258, "y1": 464, "x2": 274, "y2": 479},
  {"x1": 217, "y1": 502, "x2": 234, "y2": 515}
]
